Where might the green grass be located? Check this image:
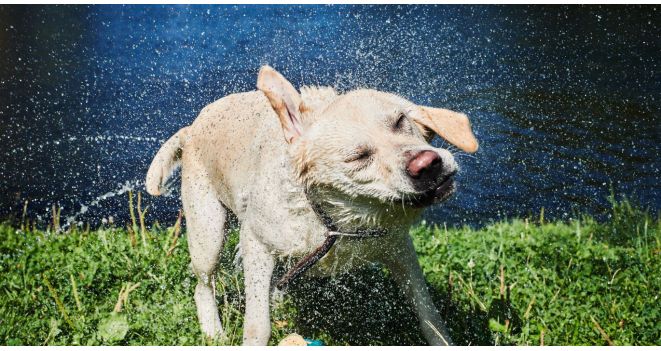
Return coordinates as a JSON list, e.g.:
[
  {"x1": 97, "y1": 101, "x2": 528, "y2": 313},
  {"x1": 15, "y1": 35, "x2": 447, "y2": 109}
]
[{"x1": 0, "y1": 196, "x2": 659, "y2": 345}]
